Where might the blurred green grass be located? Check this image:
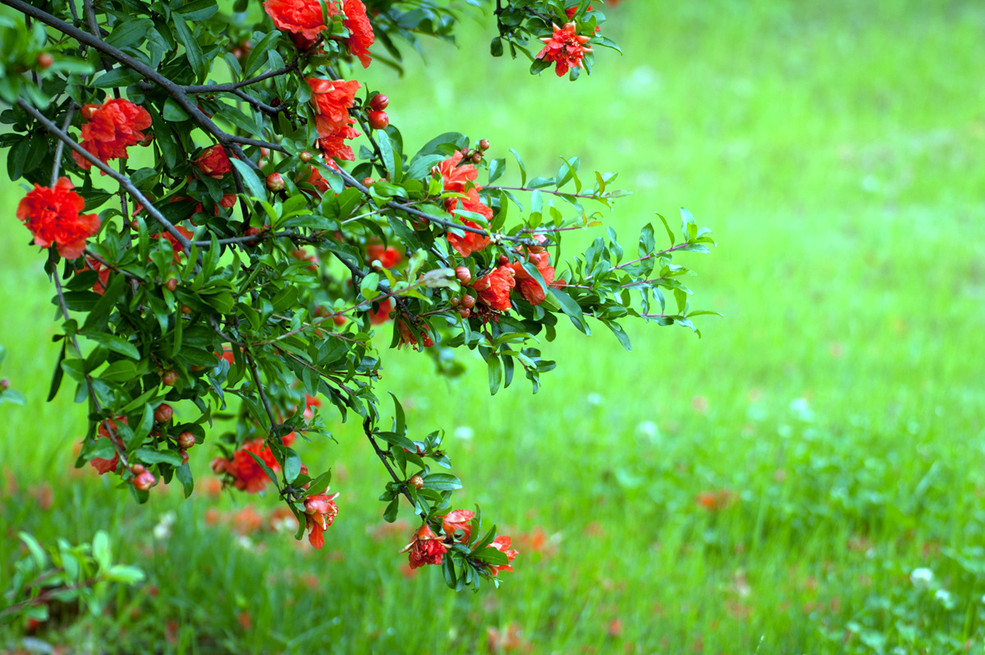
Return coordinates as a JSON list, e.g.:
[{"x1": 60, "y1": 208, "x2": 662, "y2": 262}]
[{"x1": 3, "y1": 1, "x2": 985, "y2": 653}]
